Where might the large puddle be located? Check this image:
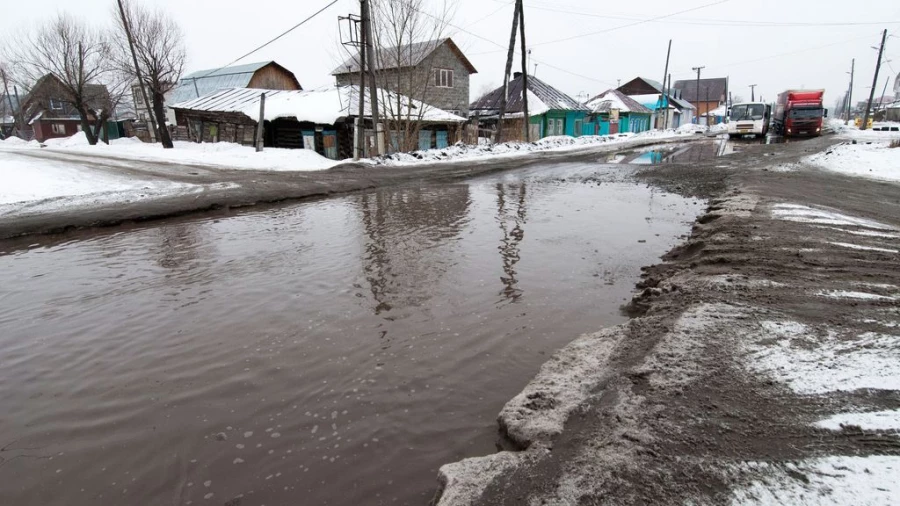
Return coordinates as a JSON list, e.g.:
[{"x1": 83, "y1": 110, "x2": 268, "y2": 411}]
[{"x1": 0, "y1": 162, "x2": 702, "y2": 505}]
